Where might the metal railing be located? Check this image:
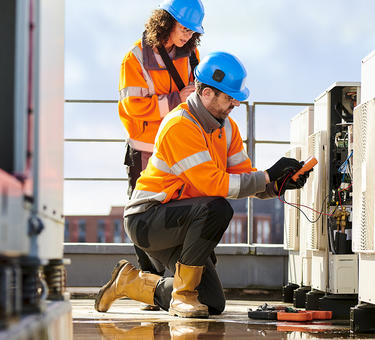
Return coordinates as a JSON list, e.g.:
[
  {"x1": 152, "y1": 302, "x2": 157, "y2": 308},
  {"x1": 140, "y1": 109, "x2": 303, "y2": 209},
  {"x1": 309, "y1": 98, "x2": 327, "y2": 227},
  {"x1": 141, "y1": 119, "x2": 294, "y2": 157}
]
[
  {"x1": 64, "y1": 99, "x2": 313, "y2": 245},
  {"x1": 246, "y1": 101, "x2": 313, "y2": 244}
]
